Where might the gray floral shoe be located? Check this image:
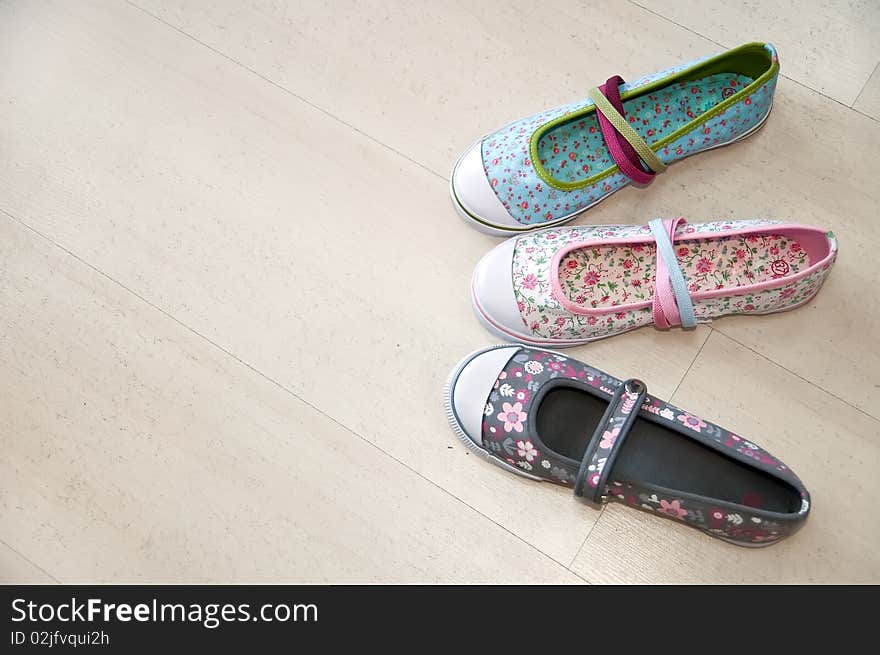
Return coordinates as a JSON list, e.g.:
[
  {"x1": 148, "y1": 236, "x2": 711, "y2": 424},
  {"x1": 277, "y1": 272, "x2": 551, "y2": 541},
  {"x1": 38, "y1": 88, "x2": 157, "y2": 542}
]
[{"x1": 444, "y1": 345, "x2": 810, "y2": 547}]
